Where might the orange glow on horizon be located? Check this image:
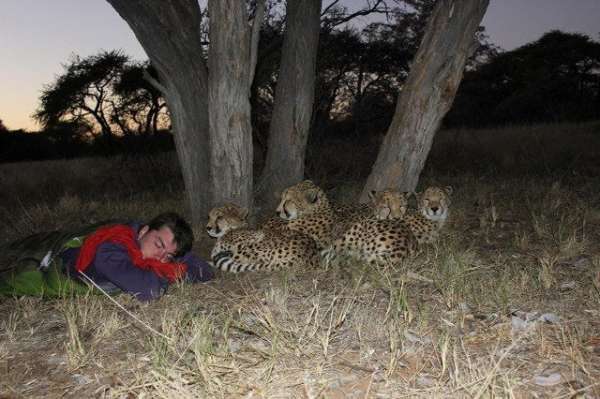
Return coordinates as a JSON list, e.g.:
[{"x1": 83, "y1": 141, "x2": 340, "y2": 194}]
[
  {"x1": 0, "y1": 106, "x2": 41, "y2": 132},
  {"x1": 0, "y1": 82, "x2": 44, "y2": 132}
]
